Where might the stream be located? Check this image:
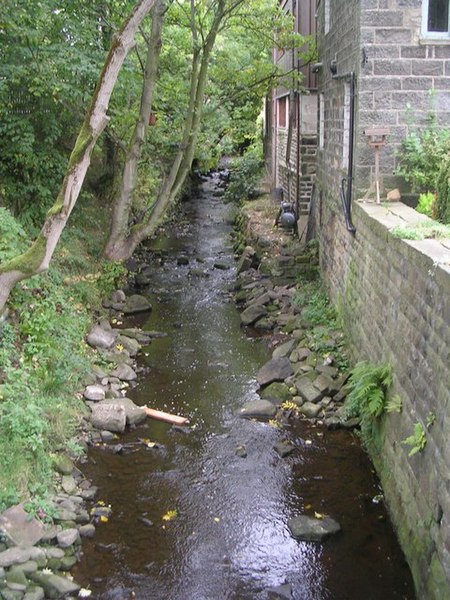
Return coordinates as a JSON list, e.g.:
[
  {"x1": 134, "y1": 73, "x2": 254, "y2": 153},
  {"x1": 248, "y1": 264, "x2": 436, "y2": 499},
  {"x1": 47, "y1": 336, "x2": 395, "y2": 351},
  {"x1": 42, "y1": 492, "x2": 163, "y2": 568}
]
[{"x1": 73, "y1": 173, "x2": 415, "y2": 600}]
